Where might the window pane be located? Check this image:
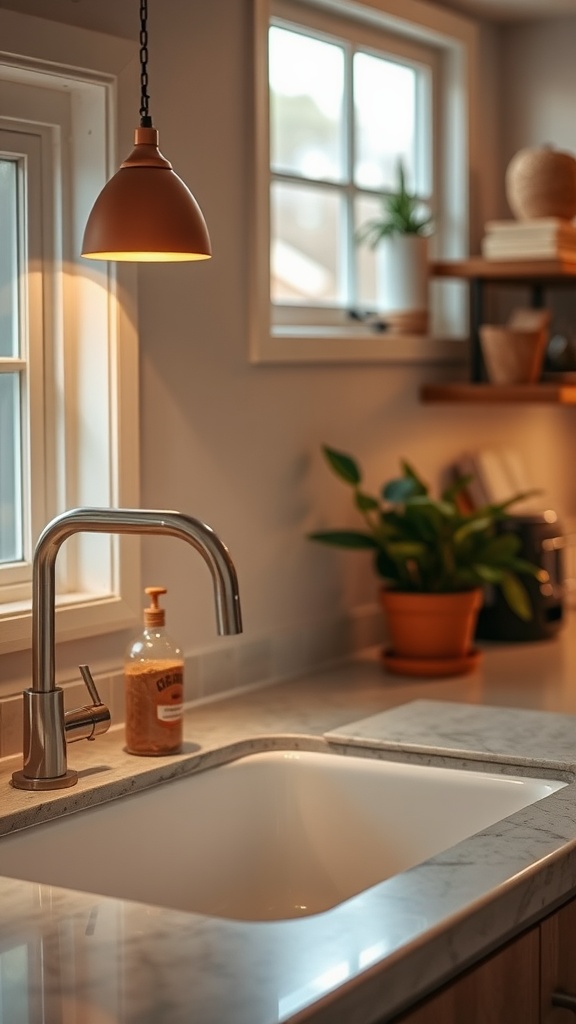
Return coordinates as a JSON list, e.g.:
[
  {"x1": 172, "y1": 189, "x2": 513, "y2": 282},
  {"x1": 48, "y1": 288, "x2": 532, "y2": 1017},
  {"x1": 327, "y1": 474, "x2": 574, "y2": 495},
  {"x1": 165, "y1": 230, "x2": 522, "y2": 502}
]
[
  {"x1": 271, "y1": 181, "x2": 343, "y2": 304},
  {"x1": 270, "y1": 26, "x2": 345, "y2": 183},
  {"x1": 353, "y1": 52, "x2": 416, "y2": 190},
  {"x1": 0, "y1": 373, "x2": 22, "y2": 564},
  {"x1": 0, "y1": 159, "x2": 19, "y2": 357}
]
